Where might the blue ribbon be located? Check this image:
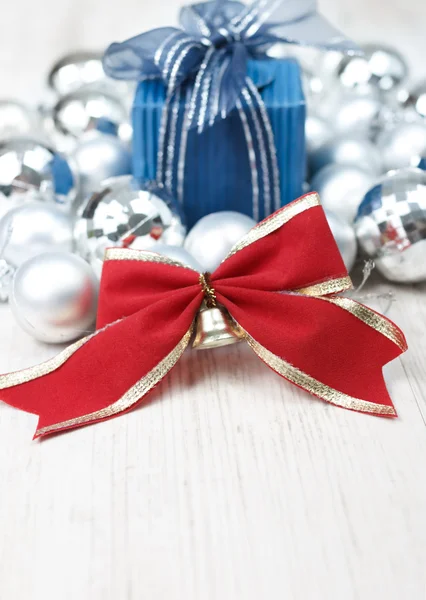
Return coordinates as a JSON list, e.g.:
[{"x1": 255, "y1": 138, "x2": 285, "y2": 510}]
[{"x1": 104, "y1": 0, "x2": 358, "y2": 219}]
